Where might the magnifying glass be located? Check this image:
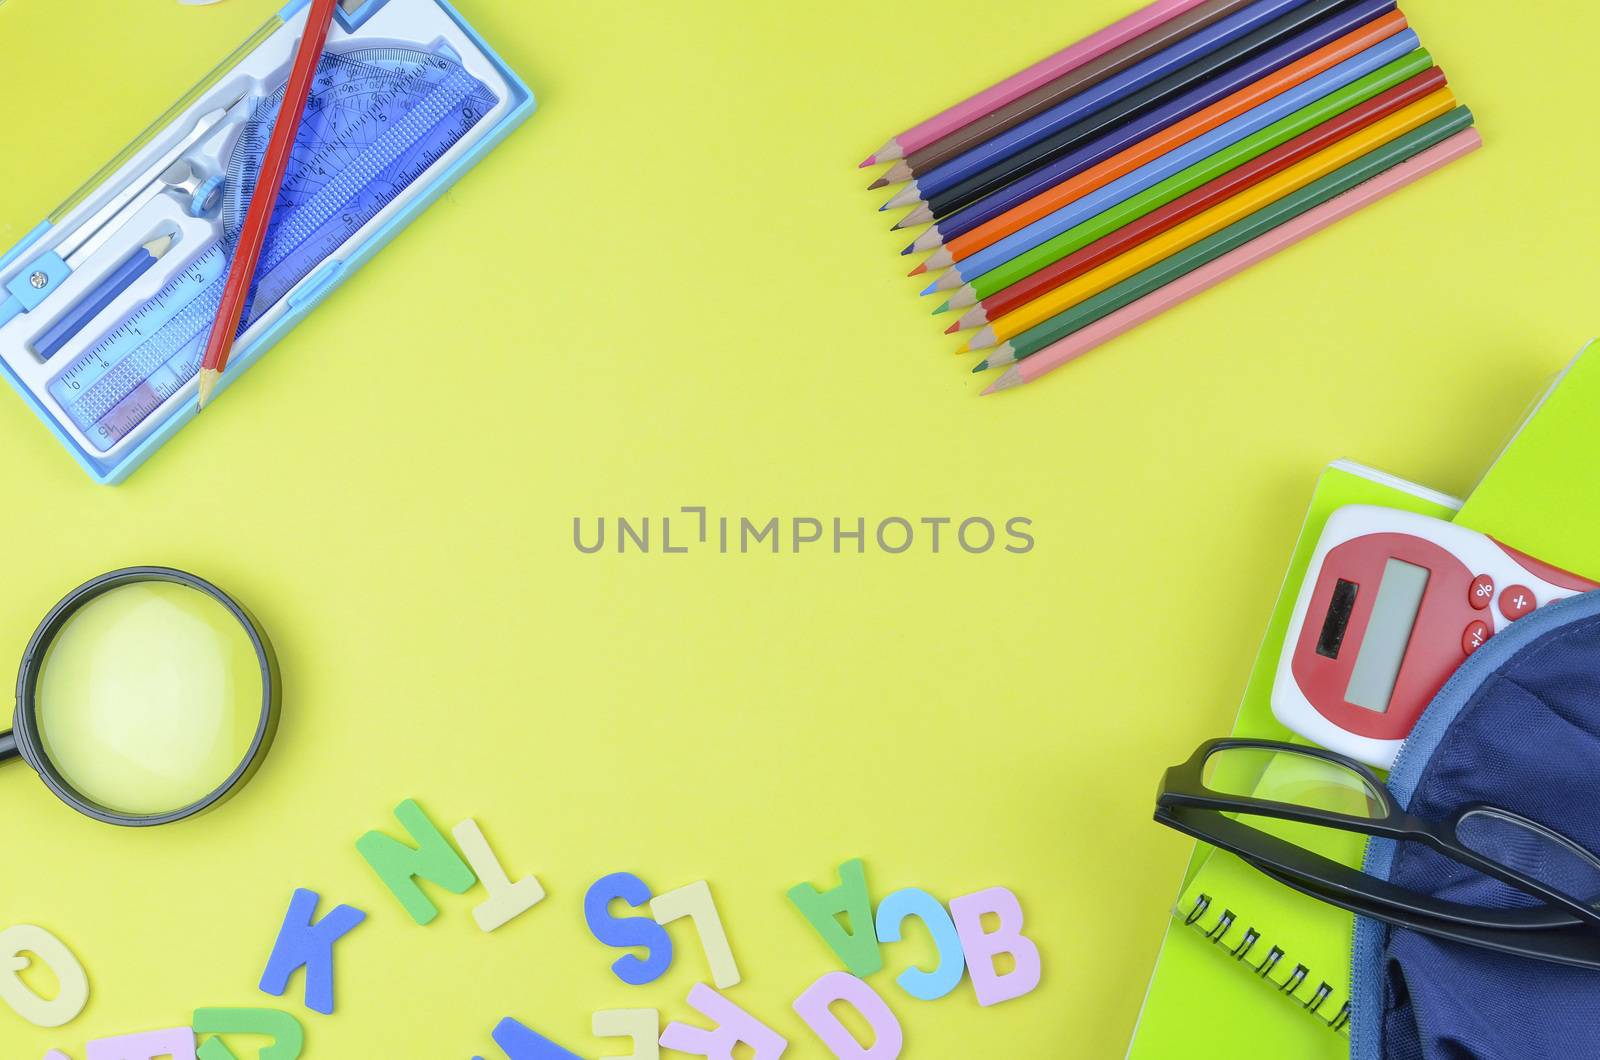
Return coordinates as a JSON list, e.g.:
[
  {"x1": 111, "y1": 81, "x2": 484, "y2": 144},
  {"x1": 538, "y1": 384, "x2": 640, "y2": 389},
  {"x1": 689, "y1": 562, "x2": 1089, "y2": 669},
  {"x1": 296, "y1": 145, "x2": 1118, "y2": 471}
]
[{"x1": 0, "y1": 567, "x2": 279, "y2": 826}]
